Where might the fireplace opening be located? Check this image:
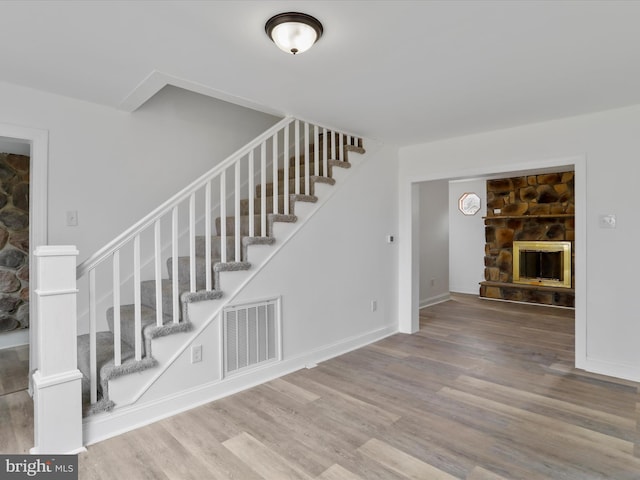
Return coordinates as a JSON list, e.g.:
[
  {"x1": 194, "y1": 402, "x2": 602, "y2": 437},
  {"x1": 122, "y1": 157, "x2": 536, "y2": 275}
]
[
  {"x1": 513, "y1": 241, "x2": 572, "y2": 288},
  {"x1": 520, "y1": 250, "x2": 562, "y2": 280}
]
